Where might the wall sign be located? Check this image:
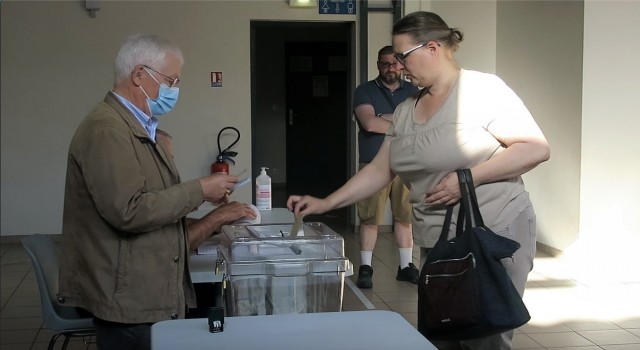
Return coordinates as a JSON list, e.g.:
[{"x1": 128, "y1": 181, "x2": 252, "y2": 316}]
[
  {"x1": 211, "y1": 72, "x2": 223, "y2": 87},
  {"x1": 319, "y1": 0, "x2": 356, "y2": 15}
]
